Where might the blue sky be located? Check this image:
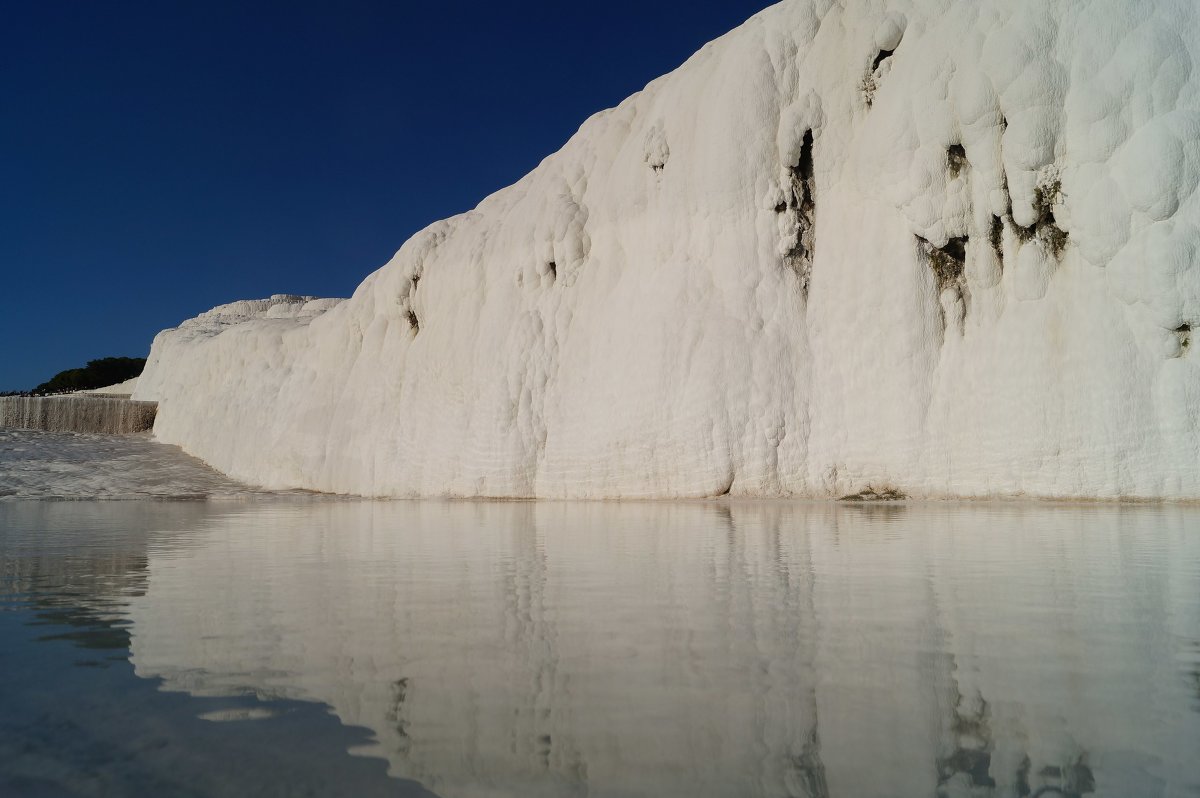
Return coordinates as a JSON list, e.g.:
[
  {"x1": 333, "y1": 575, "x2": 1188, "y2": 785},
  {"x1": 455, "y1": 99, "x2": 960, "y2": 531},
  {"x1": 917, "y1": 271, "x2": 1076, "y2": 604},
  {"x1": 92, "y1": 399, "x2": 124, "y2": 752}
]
[{"x1": 1, "y1": 0, "x2": 773, "y2": 391}]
